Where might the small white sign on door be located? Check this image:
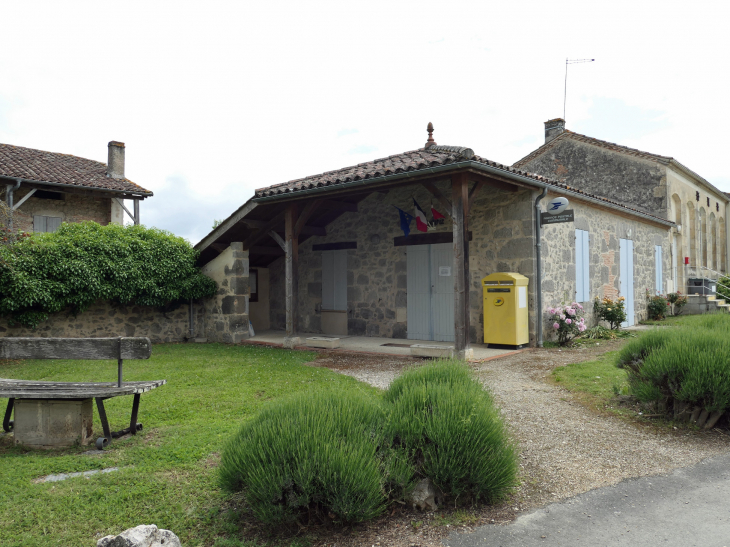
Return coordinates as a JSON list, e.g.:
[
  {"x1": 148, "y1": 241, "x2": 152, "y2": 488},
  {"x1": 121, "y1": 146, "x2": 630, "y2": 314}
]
[{"x1": 439, "y1": 266, "x2": 451, "y2": 277}]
